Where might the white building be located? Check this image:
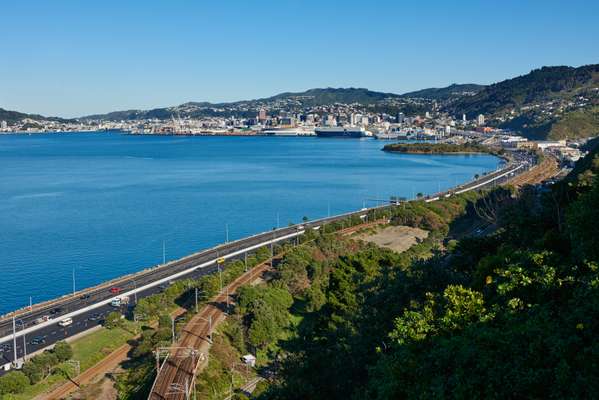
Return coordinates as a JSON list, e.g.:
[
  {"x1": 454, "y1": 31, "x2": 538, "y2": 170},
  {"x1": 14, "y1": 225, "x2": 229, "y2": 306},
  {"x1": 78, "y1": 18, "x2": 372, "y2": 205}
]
[
  {"x1": 0, "y1": 120, "x2": 7, "y2": 130},
  {"x1": 477, "y1": 114, "x2": 485, "y2": 126}
]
